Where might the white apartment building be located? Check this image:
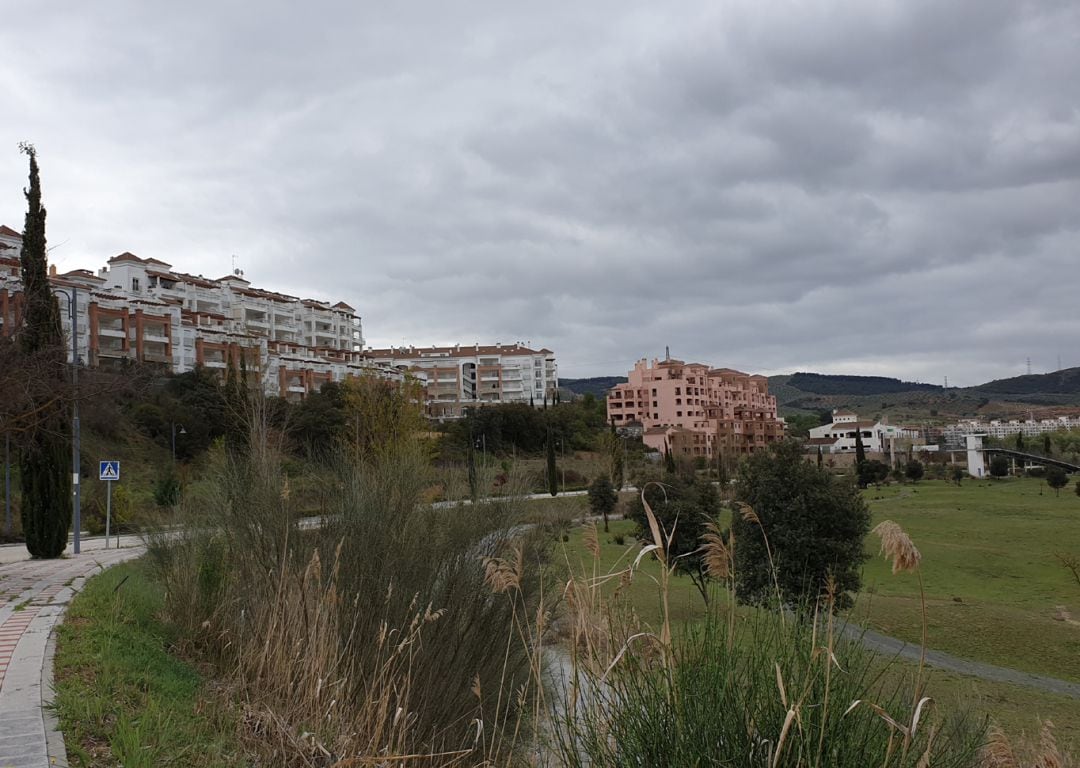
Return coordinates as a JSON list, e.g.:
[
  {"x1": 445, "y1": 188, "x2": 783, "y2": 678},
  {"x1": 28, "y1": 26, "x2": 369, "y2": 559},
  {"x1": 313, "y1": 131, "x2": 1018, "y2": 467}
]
[
  {"x1": 808, "y1": 410, "x2": 919, "y2": 454},
  {"x1": 364, "y1": 343, "x2": 558, "y2": 419},
  {"x1": 0, "y1": 226, "x2": 404, "y2": 399},
  {"x1": 943, "y1": 416, "x2": 1080, "y2": 447}
]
